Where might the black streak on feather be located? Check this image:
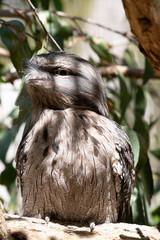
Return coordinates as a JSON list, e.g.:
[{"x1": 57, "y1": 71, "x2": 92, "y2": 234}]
[
  {"x1": 43, "y1": 146, "x2": 49, "y2": 157},
  {"x1": 43, "y1": 125, "x2": 48, "y2": 141}
]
